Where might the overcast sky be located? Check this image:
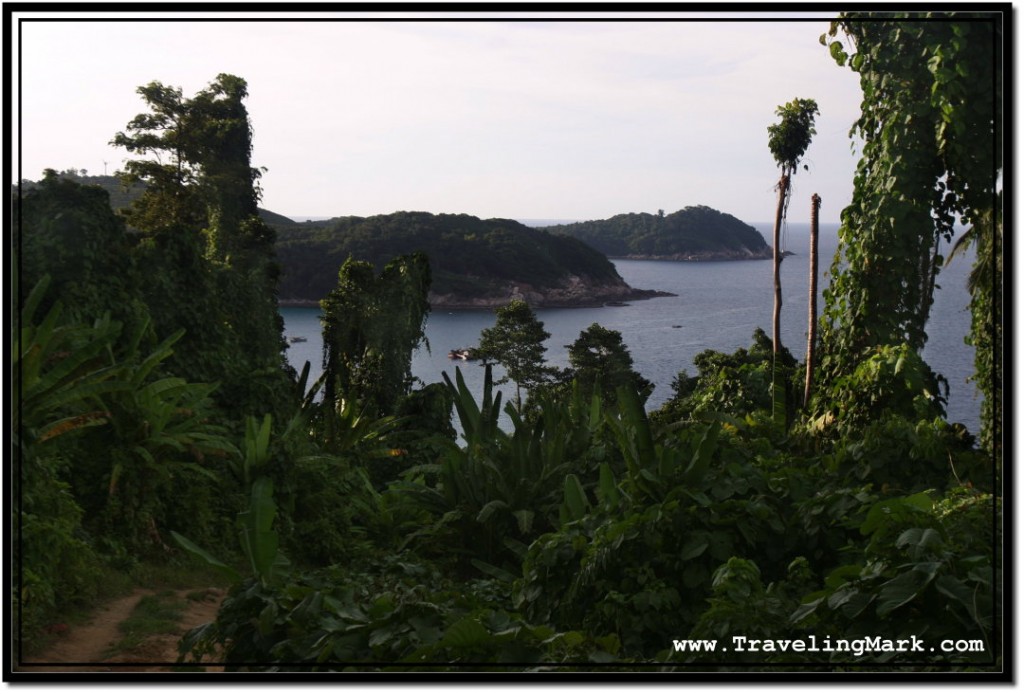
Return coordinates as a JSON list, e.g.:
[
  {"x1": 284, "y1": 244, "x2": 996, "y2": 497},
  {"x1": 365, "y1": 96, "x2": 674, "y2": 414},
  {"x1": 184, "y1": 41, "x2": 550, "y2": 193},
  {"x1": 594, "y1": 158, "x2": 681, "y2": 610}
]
[{"x1": 13, "y1": 10, "x2": 864, "y2": 224}]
